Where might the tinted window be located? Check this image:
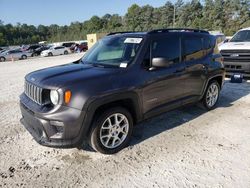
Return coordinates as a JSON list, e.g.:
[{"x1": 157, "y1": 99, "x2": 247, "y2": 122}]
[
  {"x1": 183, "y1": 37, "x2": 203, "y2": 61},
  {"x1": 152, "y1": 36, "x2": 180, "y2": 64}
]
